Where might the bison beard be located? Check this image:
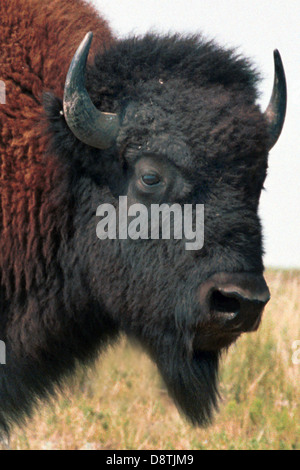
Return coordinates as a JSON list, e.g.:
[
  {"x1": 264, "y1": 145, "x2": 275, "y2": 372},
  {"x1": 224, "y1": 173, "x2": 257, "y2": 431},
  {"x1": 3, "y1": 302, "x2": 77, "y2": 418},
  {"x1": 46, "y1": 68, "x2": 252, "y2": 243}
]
[{"x1": 149, "y1": 338, "x2": 220, "y2": 425}]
